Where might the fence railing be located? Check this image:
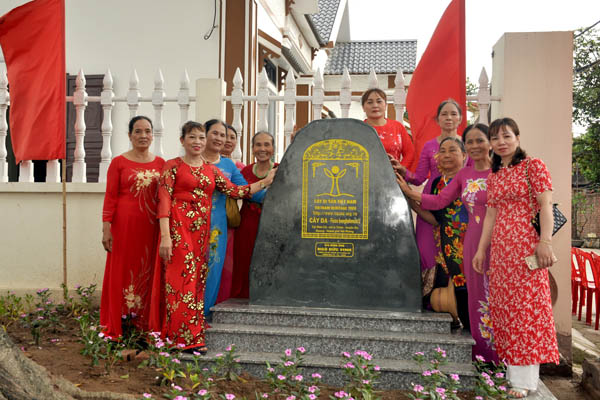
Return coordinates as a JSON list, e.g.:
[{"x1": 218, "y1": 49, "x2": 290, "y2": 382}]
[
  {"x1": 0, "y1": 67, "x2": 195, "y2": 183},
  {"x1": 0, "y1": 65, "x2": 498, "y2": 184}
]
